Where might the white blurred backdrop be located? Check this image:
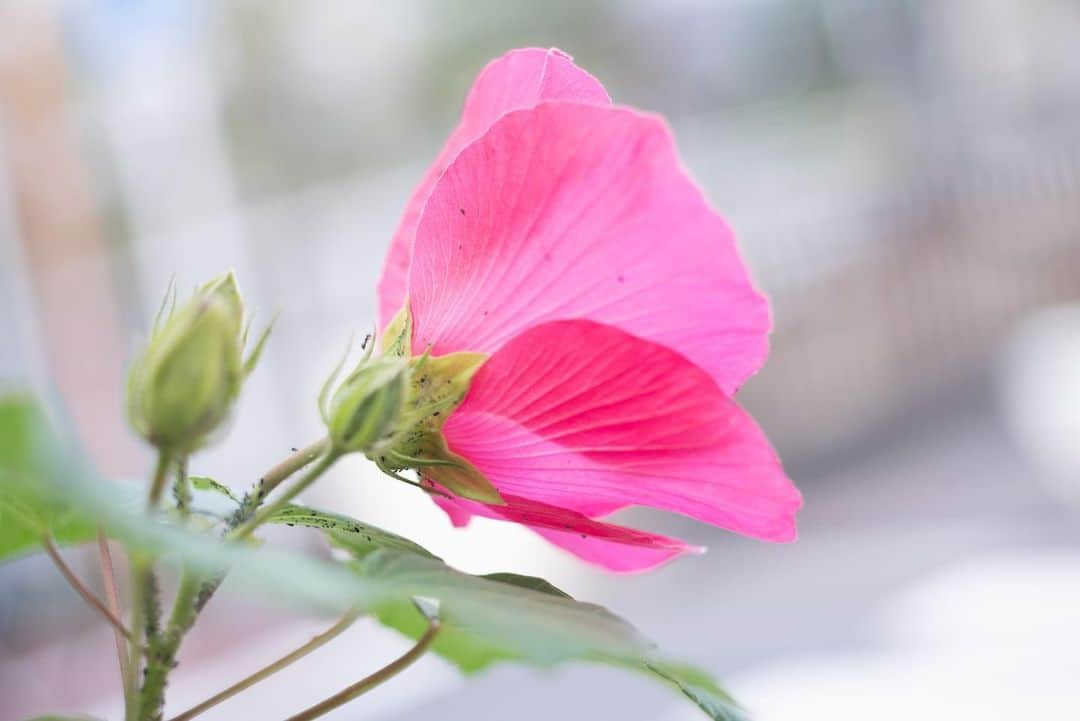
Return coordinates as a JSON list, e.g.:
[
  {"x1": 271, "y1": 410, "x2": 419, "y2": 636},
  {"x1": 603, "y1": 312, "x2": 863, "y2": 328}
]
[{"x1": 2, "y1": 1, "x2": 1079, "y2": 719}]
